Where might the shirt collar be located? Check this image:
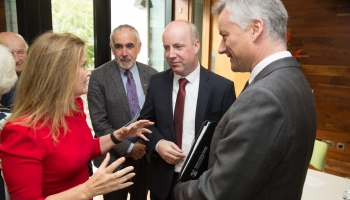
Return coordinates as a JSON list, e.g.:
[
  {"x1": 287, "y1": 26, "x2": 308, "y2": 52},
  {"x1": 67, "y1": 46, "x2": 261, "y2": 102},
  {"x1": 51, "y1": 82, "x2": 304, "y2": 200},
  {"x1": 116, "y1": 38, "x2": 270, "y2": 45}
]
[
  {"x1": 118, "y1": 62, "x2": 138, "y2": 76},
  {"x1": 174, "y1": 62, "x2": 200, "y2": 84},
  {"x1": 249, "y1": 51, "x2": 292, "y2": 84}
]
